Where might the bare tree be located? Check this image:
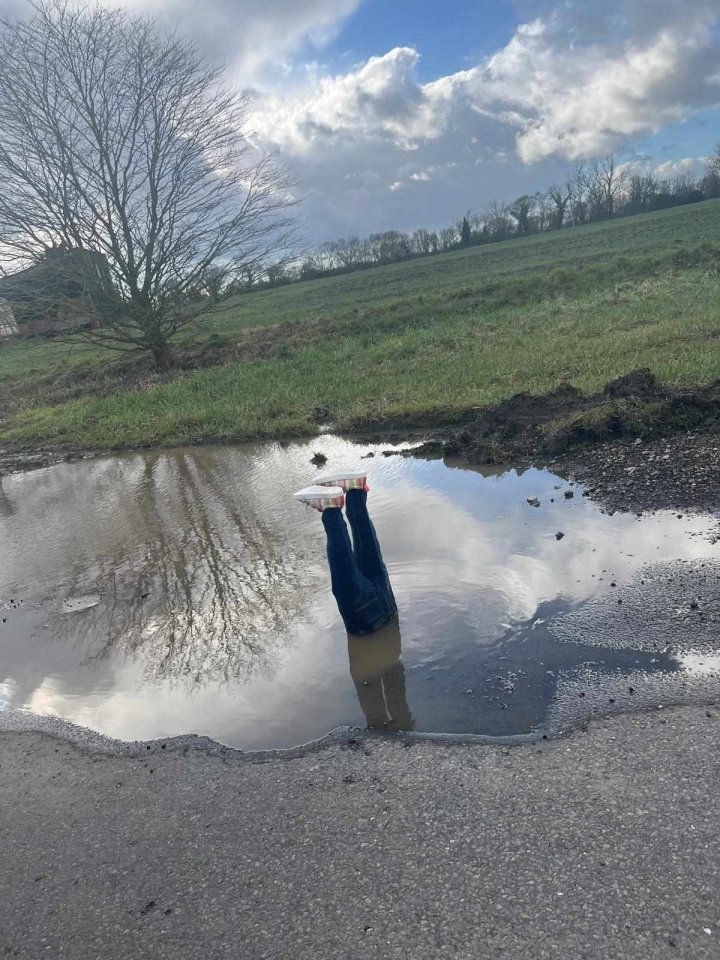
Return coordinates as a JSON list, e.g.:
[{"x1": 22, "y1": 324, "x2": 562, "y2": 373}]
[
  {"x1": 265, "y1": 262, "x2": 289, "y2": 285},
  {"x1": 439, "y1": 225, "x2": 458, "y2": 251},
  {"x1": 466, "y1": 211, "x2": 486, "y2": 243},
  {"x1": 547, "y1": 184, "x2": 572, "y2": 230},
  {"x1": 314, "y1": 242, "x2": 338, "y2": 272},
  {"x1": 0, "y1": 1, "x2": 296, "y2": 368},
  {"x1": 333, "y1": 236, "x2": 364, "y2": 270},
  {"x1": 534, "y1": 192, "x2": 553, "y2": 232},
  {"x1": 702, "y1": 143, "x2": 720, "y2": 199},
  {"x1": 483, "y1": 199, "x2": 513, "y2": 241},
  {"x1": 588, "y1": 155, "x2": 628, "y2": 219},
  {"x1": 671, "y1": 174, "x2": 703, "y2": 205},
  {"x1": 508, "y1": 195, "x2": 536, "y2": 237},
  {"x1": 367, "y1": 230, "x2": 411, "y2": 262},
  {"x1": 411, "y1": 227, "x2": 434, "y2": 256},
  {"x1": 238, "y1": 263, "x2": 264, "y2": 292},
  {"x1": 365, "y1": 233, "x2": 385, "y2": 263},
  {"x1": 567, "y1": 161, "x2": 592, "y2": 226},
  {"x1": 624, "y1": 173, "x2": 660, "y2": 215}
]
